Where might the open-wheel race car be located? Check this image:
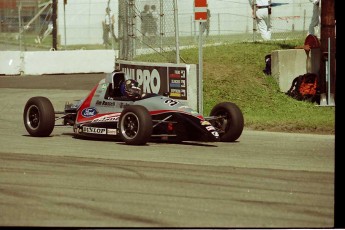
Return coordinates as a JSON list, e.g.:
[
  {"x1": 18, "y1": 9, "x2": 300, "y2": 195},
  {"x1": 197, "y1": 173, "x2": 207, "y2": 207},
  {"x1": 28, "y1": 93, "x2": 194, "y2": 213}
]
[{"x1": 23, "y1": 71, "x2": 244, "y2": 145}]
